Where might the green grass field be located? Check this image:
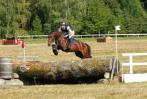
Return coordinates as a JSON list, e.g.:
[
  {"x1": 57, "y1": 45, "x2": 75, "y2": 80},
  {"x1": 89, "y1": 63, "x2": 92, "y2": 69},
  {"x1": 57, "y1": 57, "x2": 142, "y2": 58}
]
[{"x1": 0, "y1": 37, "x2": 147, "y2": 99}]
